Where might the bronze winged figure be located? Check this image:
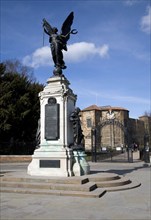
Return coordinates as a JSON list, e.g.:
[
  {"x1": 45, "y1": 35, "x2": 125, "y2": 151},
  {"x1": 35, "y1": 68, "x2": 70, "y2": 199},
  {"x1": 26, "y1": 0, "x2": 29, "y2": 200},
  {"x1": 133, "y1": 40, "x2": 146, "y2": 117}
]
[{"x1": 43, "y1": 12, "x2": 78, "y2": 76}]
